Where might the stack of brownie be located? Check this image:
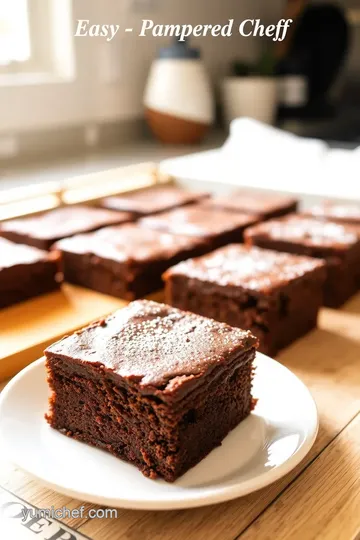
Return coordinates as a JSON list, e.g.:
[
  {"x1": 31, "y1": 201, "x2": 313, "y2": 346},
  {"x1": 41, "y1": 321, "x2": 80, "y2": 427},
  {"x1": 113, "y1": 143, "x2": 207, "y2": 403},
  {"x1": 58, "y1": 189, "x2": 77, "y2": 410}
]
[
  {"x1": 0, "y1": 186, "x2": 264, "y2": 307},
  {"x1": 0, "y1": 188, "x2": 210, "y2": 307},
  {"x1": 2, "y1": 184, "x2": 360, "y2": 360}
]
